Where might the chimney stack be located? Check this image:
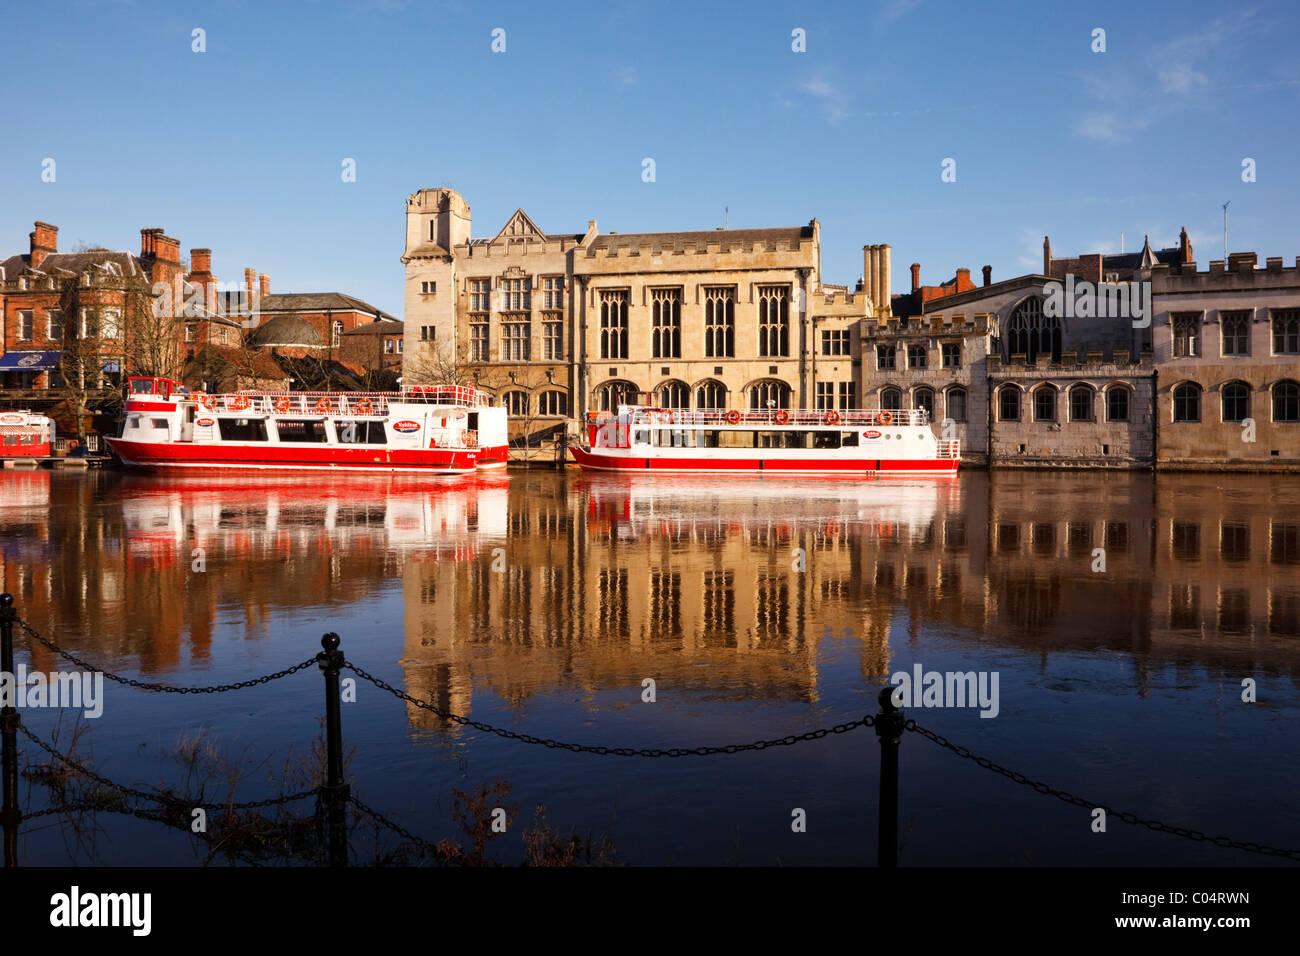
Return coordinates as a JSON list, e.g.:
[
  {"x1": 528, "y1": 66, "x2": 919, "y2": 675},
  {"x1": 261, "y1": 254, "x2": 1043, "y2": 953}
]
[
  {"x1": 154, "y1": 233, "x2": 180, "y2": 264},
  {"x1": 1043, "y1": 236, "x2": 1052, "y2": 274},
  {"x1": 29, "y1": 222, "x2": 58, "y2": 269},
  {"x1": 910, "y1": 263, "x2": 921, "y2": 292},
  {"x1": 982, "y1": 265, "x2": 992, "y2": 286},
  {"x1": 139, "y1": 228, "x2": 179, "y2": 264},
  {"x1": 189, "y1": 248, "x2": 212, "y2": 275},
  {"x1": 956, "y1": 267, "x2": 970, "y2": 286},
  {"x1": 879, "y1": 244, "x2": 891, "y2": 315},
  {"x1": 244, "y1": 267, "x2": 256, "y2": 296},
  {"x1": 862, "y1": 245, "x2": 875, "y2": 314},
  {"x1": 1179, "y1": 226, "x2": 1193, "y2": 264},
  {"x1": 259, "y1": 273, "x2": 270, "y2": 297}
]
